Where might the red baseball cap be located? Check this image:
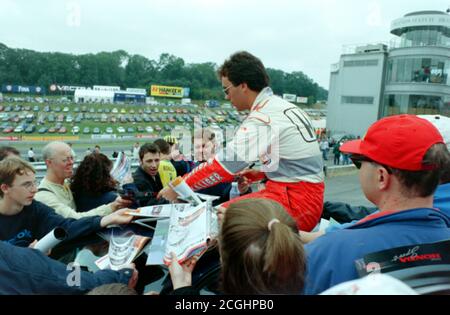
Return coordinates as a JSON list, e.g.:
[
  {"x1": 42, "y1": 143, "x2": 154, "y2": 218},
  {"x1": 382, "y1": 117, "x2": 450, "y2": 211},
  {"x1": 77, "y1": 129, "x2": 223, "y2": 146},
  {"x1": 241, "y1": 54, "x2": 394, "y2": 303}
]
[{"x1": 340, "y1": 114, "x2": 444, "y2": 171}]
